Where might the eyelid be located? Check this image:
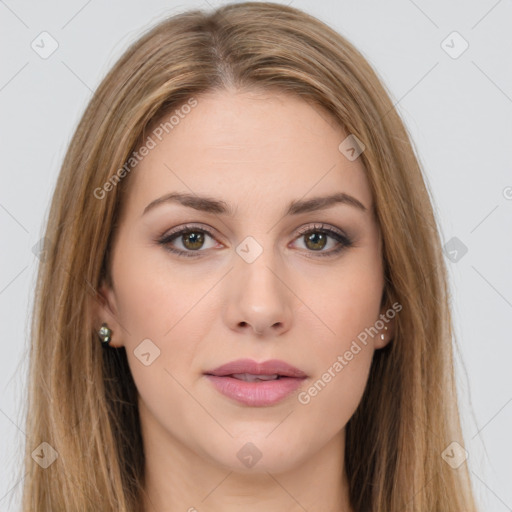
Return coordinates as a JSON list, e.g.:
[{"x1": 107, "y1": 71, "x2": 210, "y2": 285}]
[
  {"x1": 159, "y1": 223, "x2": 219, "y2": 242},
  {"x1": 160, "y1": 222, "x2": 348, "y2": 241},
  {"x1": 295, "y1": 222, "x2": 348, "y2": 239}
]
